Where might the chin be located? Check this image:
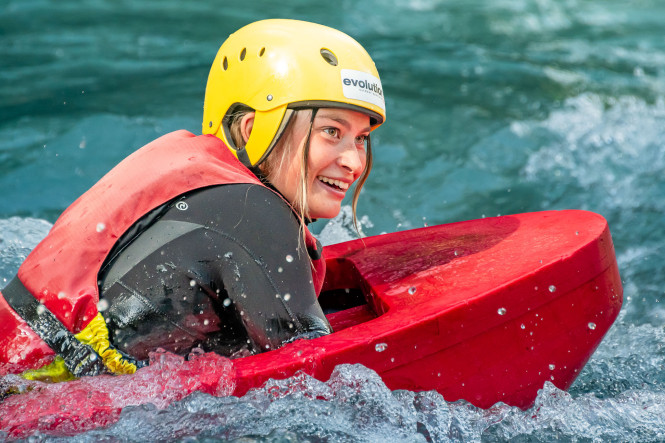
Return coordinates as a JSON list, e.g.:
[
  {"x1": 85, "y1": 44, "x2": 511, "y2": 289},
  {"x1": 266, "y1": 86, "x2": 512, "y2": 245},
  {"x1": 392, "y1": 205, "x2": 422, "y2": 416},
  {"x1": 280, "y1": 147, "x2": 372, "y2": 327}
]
[{"x1": 308, "y1": 204, "x2": 342, "y2": 220}]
